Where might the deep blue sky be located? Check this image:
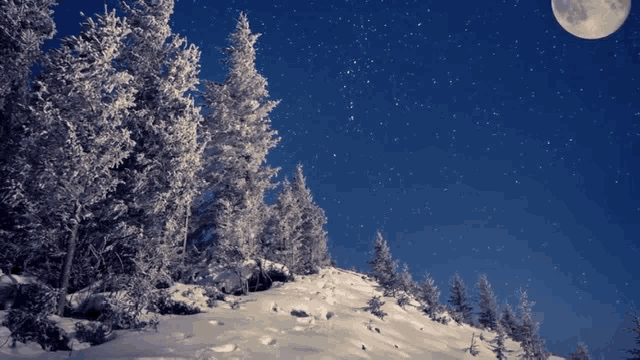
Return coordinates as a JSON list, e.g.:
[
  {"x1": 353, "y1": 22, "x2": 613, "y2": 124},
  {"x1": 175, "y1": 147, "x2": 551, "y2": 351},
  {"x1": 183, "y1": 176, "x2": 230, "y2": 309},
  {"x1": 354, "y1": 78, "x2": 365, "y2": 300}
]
[{"x1": 40, "y1": 0, "x2": 640, "y2": 358}]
